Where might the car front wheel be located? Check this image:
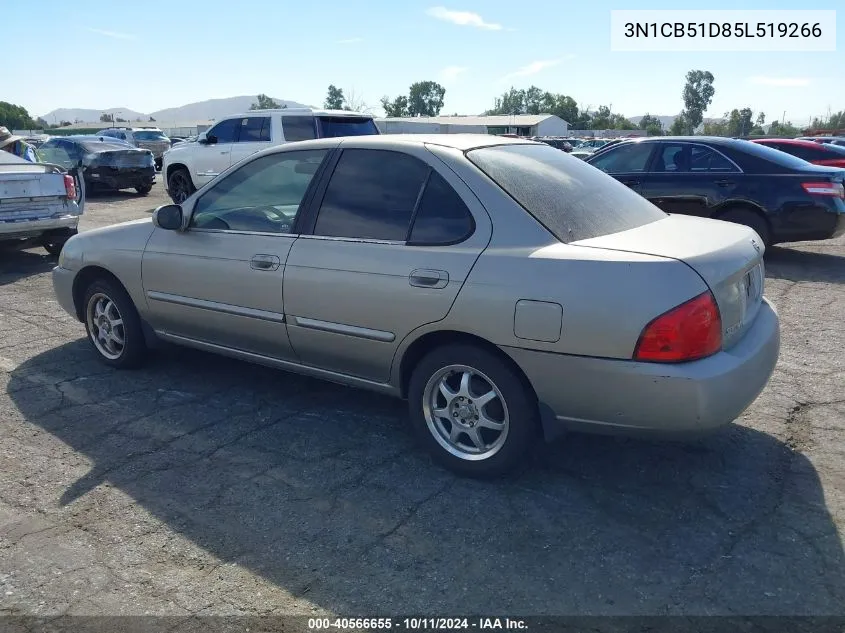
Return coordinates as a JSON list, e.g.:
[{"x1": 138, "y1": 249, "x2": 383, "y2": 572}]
[
  {"x1": 167, "y1": 167, "x2": 195, "y2": 204},
  {"x1": 83, "y1": 279, "x2": 147, "y2": 369},
  {"x1": 408, "y1": 344, "x2": 539, "y2": 478},
  {"x1": 135, "y1": 184, "x2": 153, "y2": 195}
]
